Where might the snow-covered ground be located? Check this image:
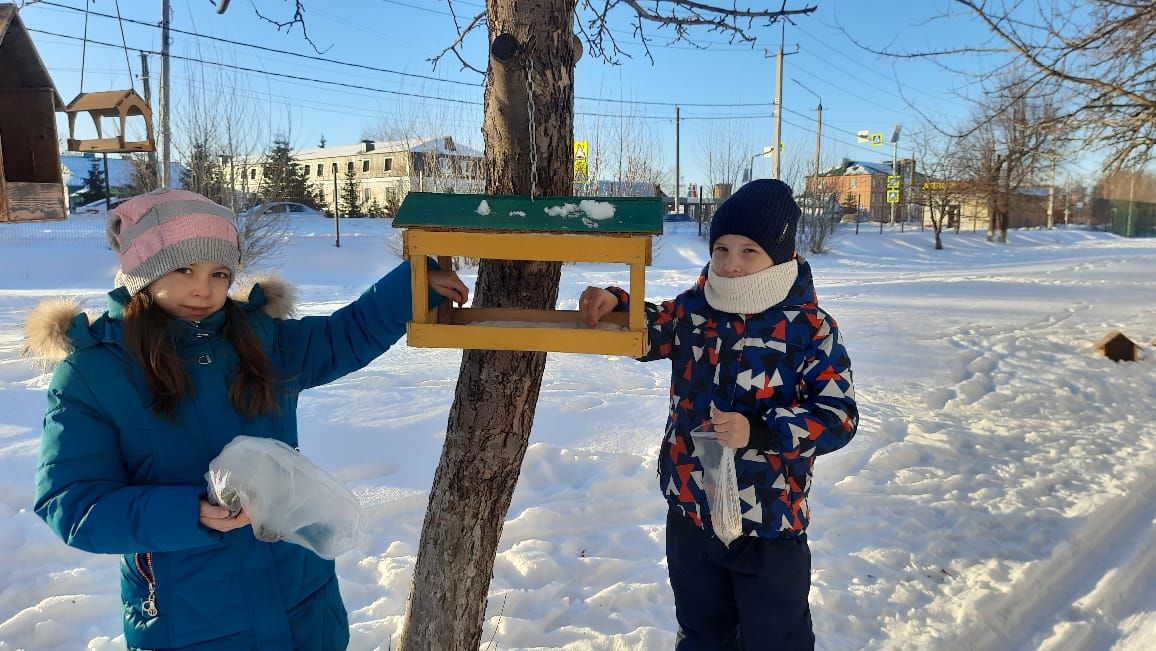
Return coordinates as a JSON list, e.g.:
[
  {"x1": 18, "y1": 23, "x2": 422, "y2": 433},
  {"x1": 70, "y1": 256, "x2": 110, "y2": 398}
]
[{"x1": 0, "y1": 216, "x2": 1153, "y2": 651}]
